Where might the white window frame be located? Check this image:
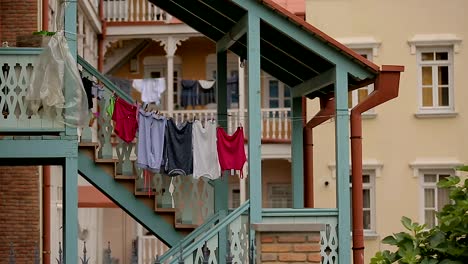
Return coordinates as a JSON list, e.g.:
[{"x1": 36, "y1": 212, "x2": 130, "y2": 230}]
[
  {"x1": 262, "y1": 74, "x2": 291, "y2": 109},
  {"x1": 419, "y1": 169, "x2": 454, "y2": 228},
  {"x1": 228, "y1": 185, "x2": 241, "y2": 209},
  {"x1": 349, "y1": 49, "x2": 375, "y2": 116},
  {"x1": 416, "y1": 46, "x2": 455, "y2": 115},
  {"x1": 267, "y1": 183, "x2": 292, "y2": 208},
  {"x1": 349, "y1": 170, "x2": 376, "y2": 235}
]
